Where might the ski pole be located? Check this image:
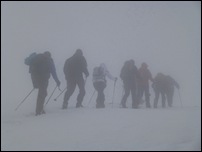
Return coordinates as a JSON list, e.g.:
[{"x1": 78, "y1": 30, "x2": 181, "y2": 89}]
[
  {"x1": 15, "y1": 88, "x2": 35, "y2": 111},
  {"x1": 112, "y1": 79, "x2": 117, "y2": 108},
  {"x1": 45, "y1": 85, "x2": 57, "y2": 105},
  {"x1": 178, "y1": 89, "x2": 183, "y2": 108},
  {"x1": 87, "y1": 90, "x2": 96, "y2": 106},
  {"x1": 120, "y1": 85, "x2": 124, "y2": 106},
  {"x1": 54, "y1": 87, "x2": 67, "y2": 101}
]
